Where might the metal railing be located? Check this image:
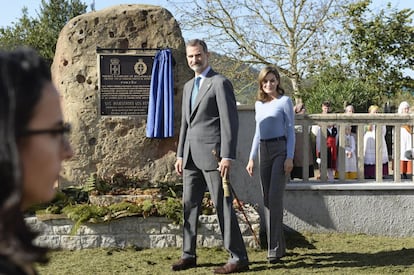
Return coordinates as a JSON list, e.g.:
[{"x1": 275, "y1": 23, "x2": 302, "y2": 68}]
[{"x1": 294, "y1": 113, "x2": 414, "y2": 183}]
